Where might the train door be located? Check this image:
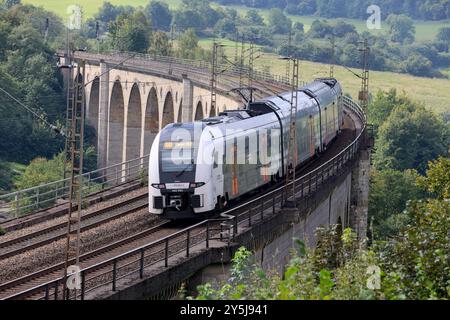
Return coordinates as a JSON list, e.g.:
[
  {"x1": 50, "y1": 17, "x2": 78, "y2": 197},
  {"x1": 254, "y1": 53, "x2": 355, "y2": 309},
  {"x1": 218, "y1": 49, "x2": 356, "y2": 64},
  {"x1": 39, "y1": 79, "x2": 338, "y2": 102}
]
[
  {"x1": 212, "y1": 140, "x2": 224, "y2": 206},
  {"x1": 309, "y1": 115, "x2": 315, "y2": 157}
]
